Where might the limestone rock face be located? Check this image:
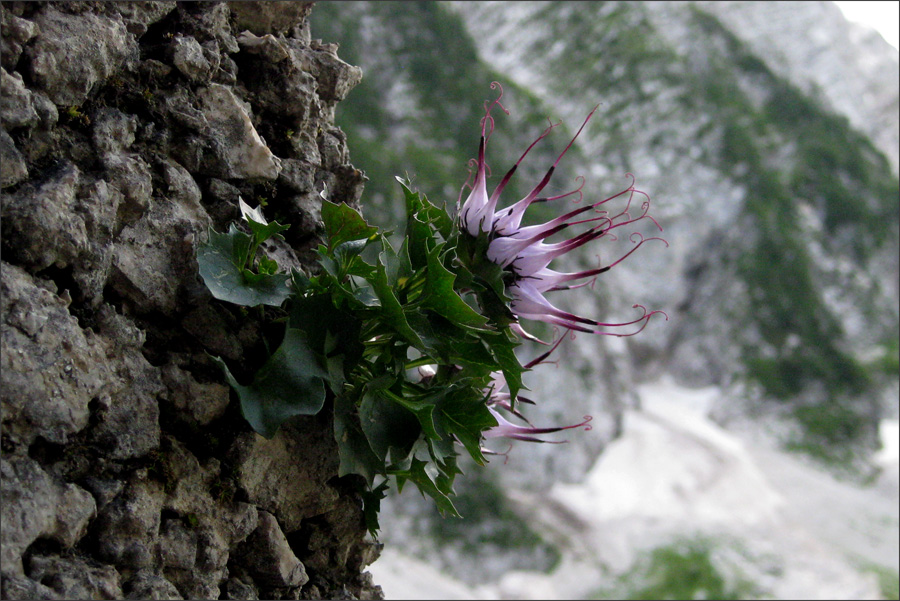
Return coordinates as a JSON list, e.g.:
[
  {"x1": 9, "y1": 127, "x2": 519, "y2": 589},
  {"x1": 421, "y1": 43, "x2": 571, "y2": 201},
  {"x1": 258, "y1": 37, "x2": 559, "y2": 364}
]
[
  {"x1": 696, "y1": 0, "x2": 900, "y2": 175},
  {"x1": 25, "y1": 7, "x2": 137, "y2": 106},
  {"x1": 1, "y1": 2, "x2": 380, "y2": 599}
]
